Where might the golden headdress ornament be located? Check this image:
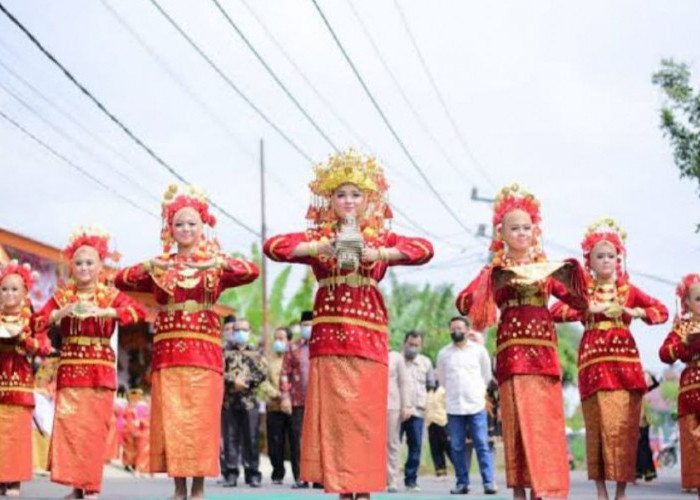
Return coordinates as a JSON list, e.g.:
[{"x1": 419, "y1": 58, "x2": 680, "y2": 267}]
[
  {"x1": 160, "y1": 184, "x2": 217, "y2": 254},
  {"x1": 306, "y1": 149, "x2": 392, "y2": 232}
]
